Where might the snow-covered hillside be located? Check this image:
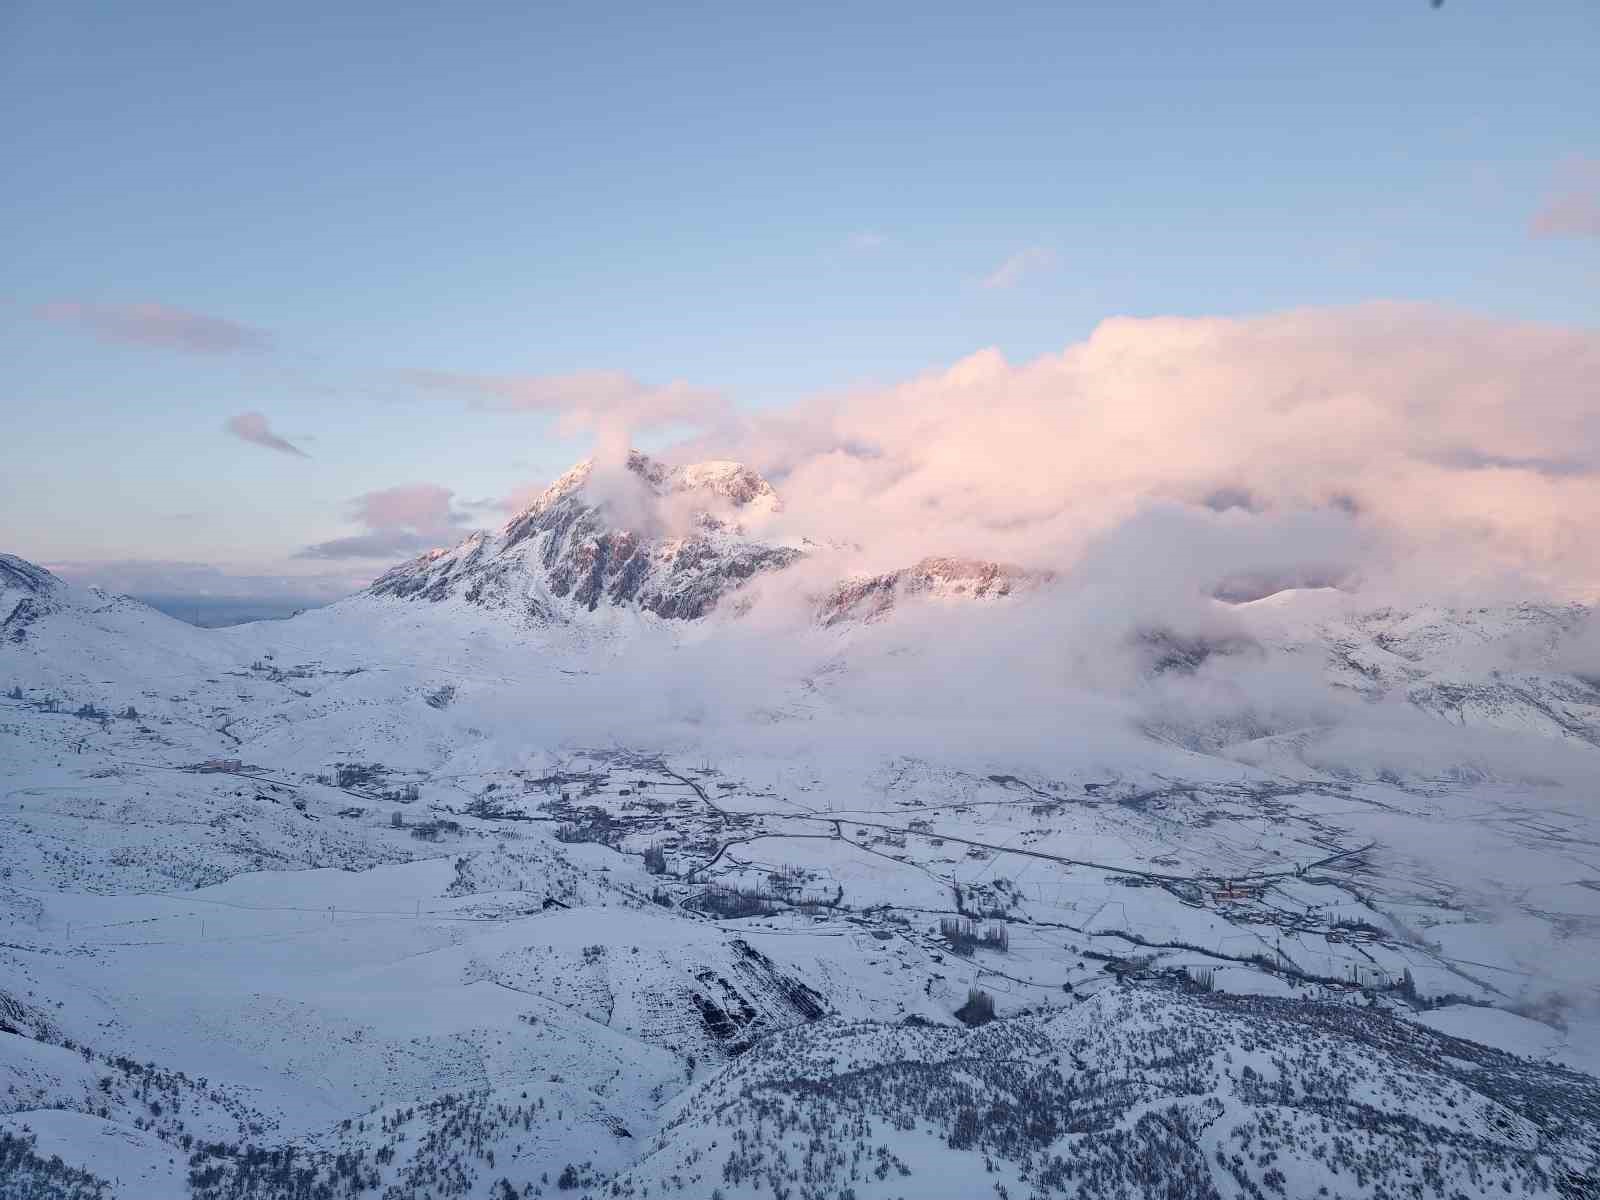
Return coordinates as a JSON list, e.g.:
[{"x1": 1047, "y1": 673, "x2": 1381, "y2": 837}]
[
  {"x1": 618, "y1": 986, "x2": 1600, "y2": 1199},
  {"x1": 4, "y1": 543, "x2": 1600, "y2": 1198},
  {"x1": 1206, "y1": 589, "x2": 1600, "y2": 756}
]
